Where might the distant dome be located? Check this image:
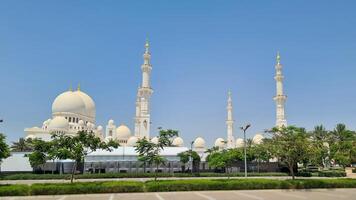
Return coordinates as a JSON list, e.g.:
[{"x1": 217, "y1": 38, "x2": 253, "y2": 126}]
[
  {"x1": 108, "y1": 119, "x2": 115, "y2": 126},
  {"x1": 43, "y1": 119, "x2": 51, "y2": 126},
  {"x1": 73, "y1": 90, "x2": 95, "y2": 118},
  {"x1": 48, "y1": 116, "x2": 69, "y2": 130},
  {"x1": 252, "y1": 134, "x2": 264, "y2": 145},
  {"x1": 105, "y1": 136, "x2": 114, "y2": 142},
  {"x1": 25, "y1": 134, "x2": 36, "y2": 139},
  {"x1": 127, "y1": 136, "x2": 139, "y2": 146},
  {"x1": 151, "y1": 136, "x2": 159, "y2": 144},
  {"x1": 97, "y1": 125, "x2": 103, "y2": 131},
  {"x1": 214, "y1": 138, "x2": 226, "y2": 148},
  {"x1": 194, "y1": 137, "x2": 206, "y2": 148},
  {"x1": 116, "y1": 124, "x2": 131, "y2": 139},
  {"x1": 172, "y1": 137, "x2": 184, "y2": 147},
  {"x1": 78, "y1": 120, "x2": 84, "y2": 126},
  {"x1": 236, "y1": 138, "x2": 244, "y2": 148},
  {"x1": 52, "y1": 91, "x2": 86, "y2": 116}
]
